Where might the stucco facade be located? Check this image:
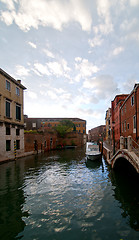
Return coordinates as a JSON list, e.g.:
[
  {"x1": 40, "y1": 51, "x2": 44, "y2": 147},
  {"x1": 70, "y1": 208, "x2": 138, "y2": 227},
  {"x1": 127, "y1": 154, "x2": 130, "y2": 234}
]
[
  {"x1": 0, "y1": 68, "x2": 26, "y2": 161},
  {"x1": 24, "y1": 117, "x2": 86, "y2": 134}
]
